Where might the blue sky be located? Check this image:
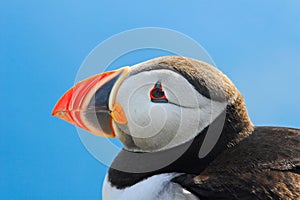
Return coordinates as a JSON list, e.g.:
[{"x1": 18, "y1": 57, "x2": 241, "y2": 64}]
[{"x1": 1, "y1": 1, "x2": 299, "y2": 199}]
